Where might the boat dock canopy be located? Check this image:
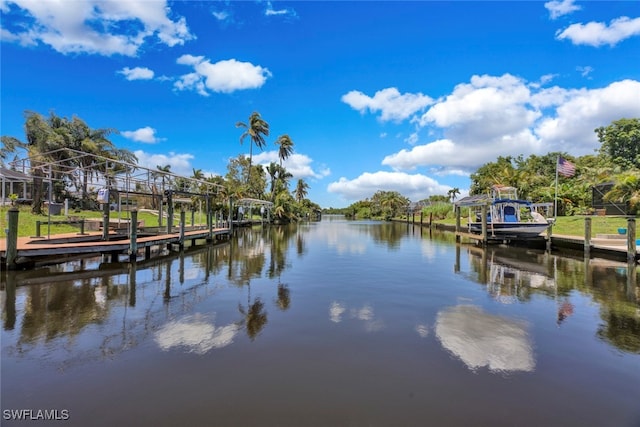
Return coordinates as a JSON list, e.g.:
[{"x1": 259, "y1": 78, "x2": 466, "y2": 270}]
[
  {"x1": 454, "y1": 194, "x2": 493, "y2": 207},
  {"x1": 235, "y1": 198, "x2": 273, "y2": 208}
]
